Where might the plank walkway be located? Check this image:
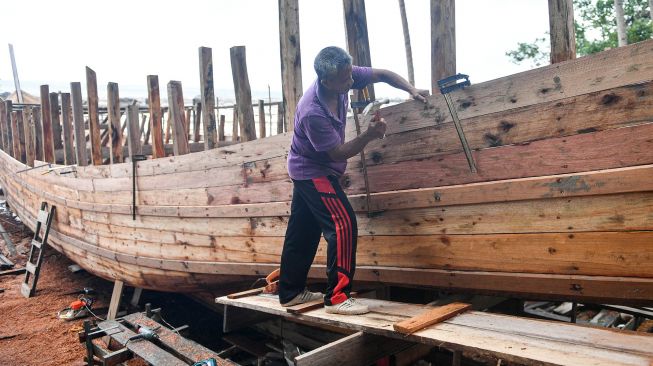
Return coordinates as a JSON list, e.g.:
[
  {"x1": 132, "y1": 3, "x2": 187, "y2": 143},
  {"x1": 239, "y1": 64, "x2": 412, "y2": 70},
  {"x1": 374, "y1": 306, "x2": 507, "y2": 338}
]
[{"x1": 217, "y1": 295, "x2": 653, "y2": 366}]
